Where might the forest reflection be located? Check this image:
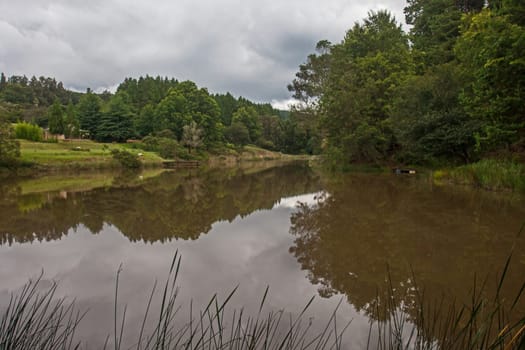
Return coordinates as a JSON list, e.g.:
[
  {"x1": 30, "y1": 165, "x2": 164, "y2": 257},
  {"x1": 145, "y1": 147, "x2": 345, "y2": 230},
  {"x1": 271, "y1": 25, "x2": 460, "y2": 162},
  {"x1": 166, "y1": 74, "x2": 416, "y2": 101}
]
[
  {"x1": 0, "y1": 162, "x2": 321, "y2": 245},
  {"x1": 288, "y1": 174, "x2": 525, "y2": 322}
]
